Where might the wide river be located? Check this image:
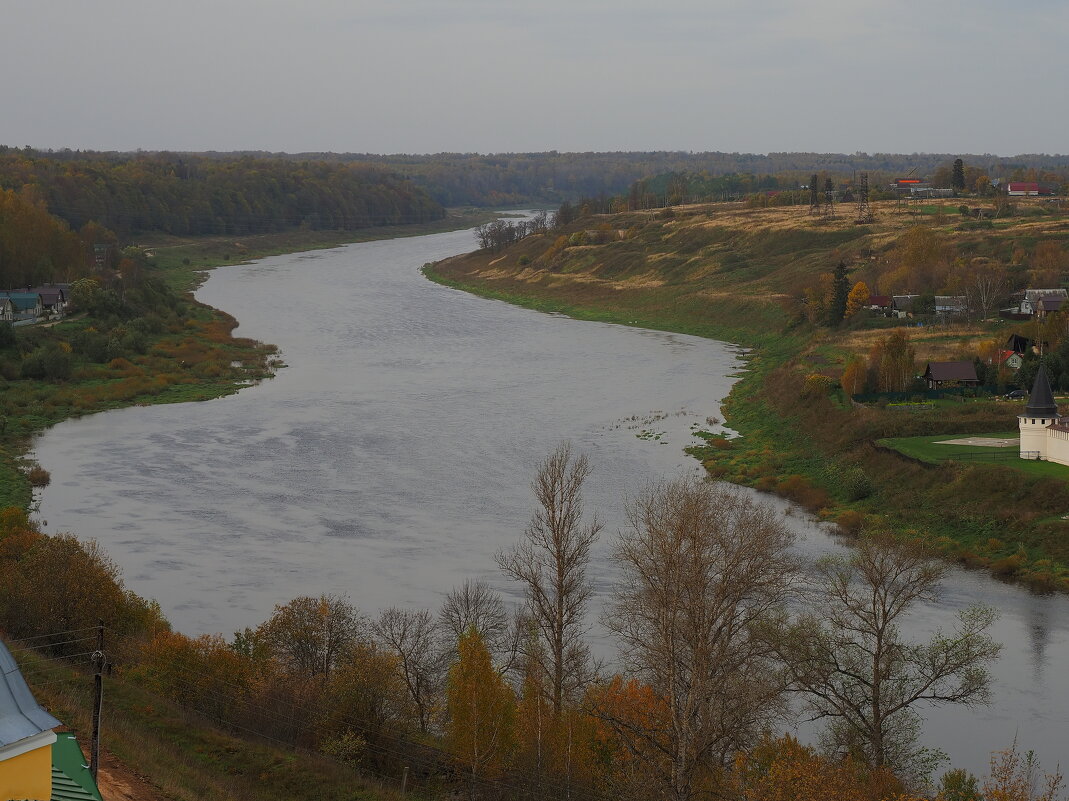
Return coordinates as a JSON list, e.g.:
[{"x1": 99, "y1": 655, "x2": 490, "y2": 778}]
[{"x1": 34, "y1": 222, "x2": 1068, "y2": 775}]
